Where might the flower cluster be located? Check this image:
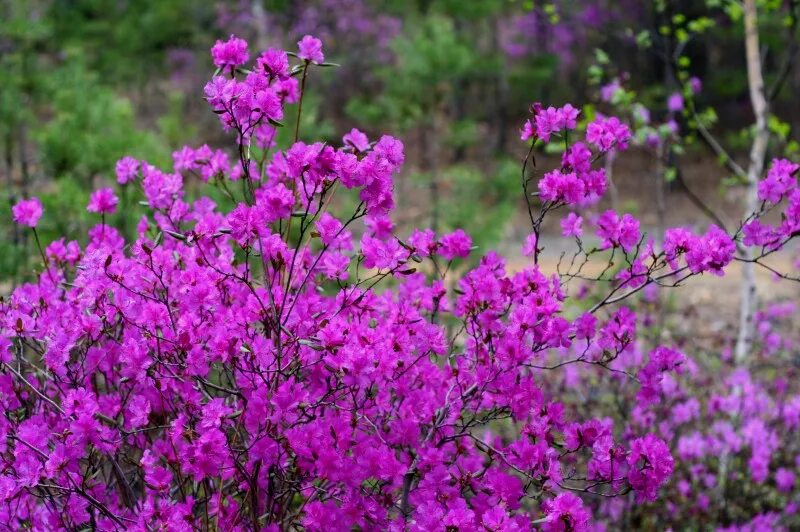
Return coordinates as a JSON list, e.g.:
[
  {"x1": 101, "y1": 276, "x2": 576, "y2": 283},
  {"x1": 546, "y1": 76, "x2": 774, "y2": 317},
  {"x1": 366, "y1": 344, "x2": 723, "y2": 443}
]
[
  {"x1": 663, "y1": 225, "x2": 736, "y2": 276},
  {"x1": 3, "y1": 33, "x2": 799, "y2": 531},
  {"x1": 585, "y1": 115, "x2": 631, "y2": 152},
  {"x1": 595, "y1": 210, "x2": 641, "y2": 253},
  {"x1": 211, "y1": 34, "x2": 249, "y2": 71},
  {"x1": 744, "y1": 158, "x2": 800, "y2": 249},
  {"x1": 11, "y1": 198, "x2": 43, "y2": 228},
  {"x1": 520, "y1": 103, "x2": 579, "y2": 143},
  {"x1": 537, "y1": 142, "x2": 608, "y2": 206},
  {"x1": 86, "y1": 188, "x2": 119, "y2": 214},
  {"x1": 204, "y1": 39, "x2": 301, "y2": 149}
]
